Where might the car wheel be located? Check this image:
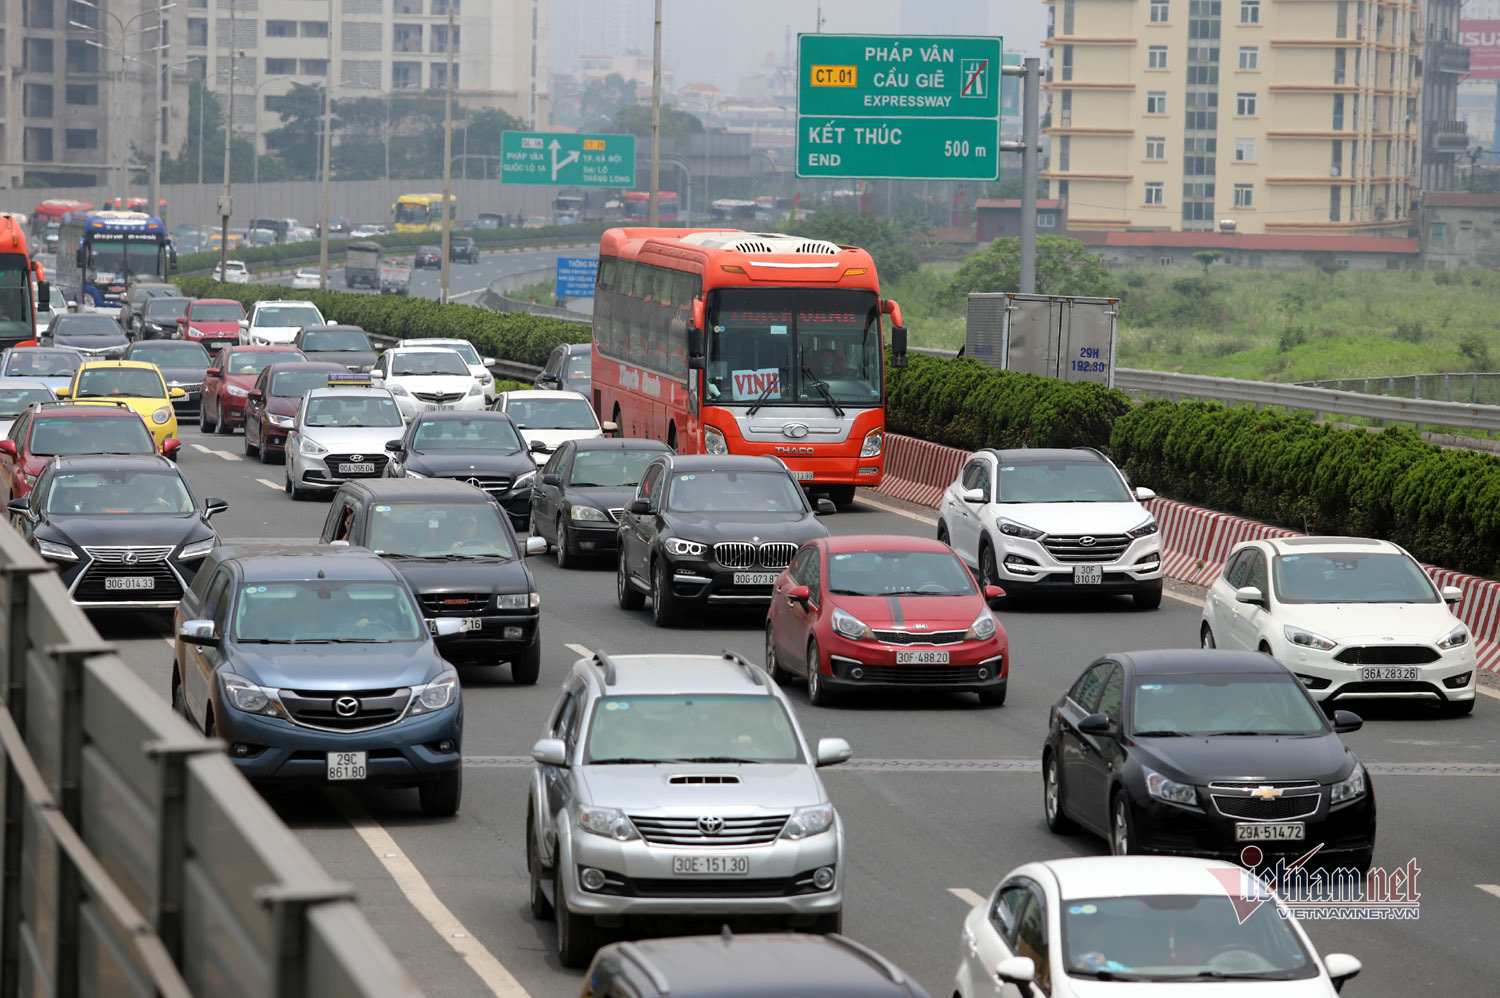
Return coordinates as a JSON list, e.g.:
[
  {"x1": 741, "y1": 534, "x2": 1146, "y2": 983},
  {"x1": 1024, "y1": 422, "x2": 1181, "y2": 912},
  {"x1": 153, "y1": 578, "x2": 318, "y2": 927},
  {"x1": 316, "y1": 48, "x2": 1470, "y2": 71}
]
[
  {"x1": 806, "y1": 638, "x2": 835, "y2": 706},
  {"x1": 199, "y1": 398, "x2": 215, "y2": 432},
  {"x1": 826, "y1": 485, "x2": 856, "y2": 509},
  {"x1": 243, "y1": 426, "x2": 259, "y2": 457},
  {"x1": 1043, "y1": 753, "x2": 1078, "y2": 834},
  {"x1": 616, "y1": 549, "x2": 644, "y2": 610},
  {"x1": 554, "y1": 518, "x2": 573, "y2": 569},
  {"x1": 936, "y1": 521, "x2": 950, "y2": 545},
  {"x1": 555, "y1": 864, "x2": 602, "y2": 968},
  {"x1": 259, "y1": 430, "x2": 276, "y2": 465},
  {"x1": 286, "y1": 467, "x2": 309, "y2": 501},
  {"x1": 527, "y1": 817, "x2": 554, "y2": 921},
  {"x1": 215, "y1": 403, "x2": 231, "y2": 435},
  {"x1": 510, "y1": 637, "x2": 542, "y2": 686},
  {"x1": 765, "y1": 621, "x2": 793, "y2": 685},
  {"x1": 418, "y1": 768, "x2": 462, "y2": 818},
  {"x1": 170, "y1": 669, "x2": 187, "y2": 718},
  {"x1": 1133, "y1": 581, "x2": 1163, "y2": 610},
  {"x1": 1441, "y1": 698, "x2": 1475, "y2": 717},
  {"x1": 977, "y1": 685, "x2": 1006, "y2": 707},
  {"x1": 979, "y1": 542, "x2": 1000, "y2": 592},
  {"x1": 1110, "y1": 792, "x2": 1134, "y2": 856},
  {"x1": 651, "y1": 557, "x2": 679, "y2": 627},
  {"x1": 1201, "y1": 624, "x2": 1217, "y2": 649}
]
